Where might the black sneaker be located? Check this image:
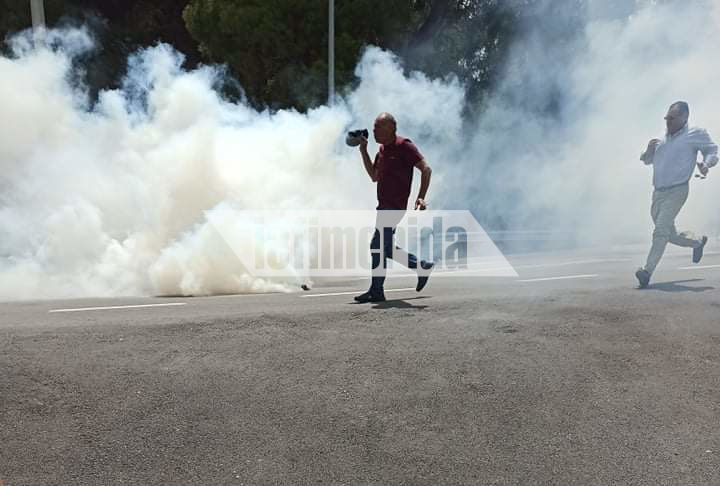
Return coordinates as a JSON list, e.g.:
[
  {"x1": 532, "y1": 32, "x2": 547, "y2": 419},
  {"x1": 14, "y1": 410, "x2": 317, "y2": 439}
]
[
  {"x1": 693, "y1": 236, "x2": 708, "y2": 263},
  {"x1": 354, "y1": 290, "x2": 386, "y2": 303},
  {"x1": 635, "y1": 268, "x2": 650, "y2": 289},
  {"x1": 416, "y1": 261, "x2": 435, "y2": 292}
]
